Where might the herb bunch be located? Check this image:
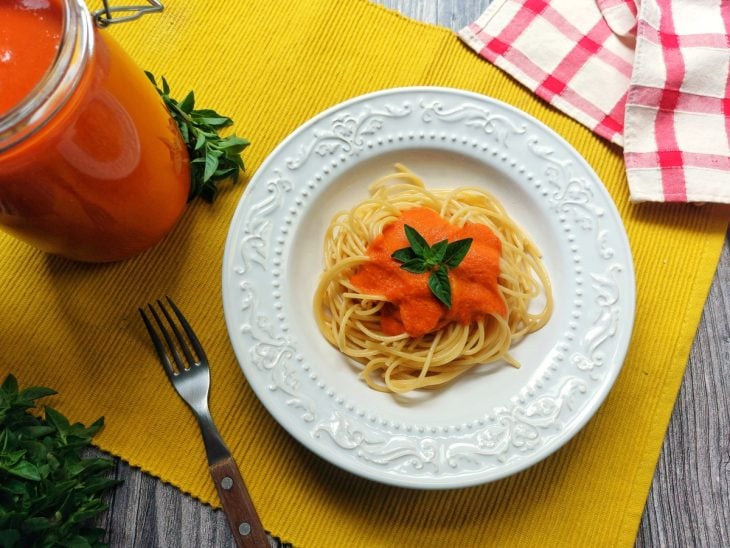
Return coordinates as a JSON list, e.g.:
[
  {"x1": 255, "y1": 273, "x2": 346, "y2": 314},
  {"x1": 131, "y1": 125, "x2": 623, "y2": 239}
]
[
  {"x1": 0, "y1": 375, "x2": 118, "y2": 547},
  {"x1": 391, "y1": 225, "x2": 473, "y2": 308},
  {"x1": 146, "y1": 72, "x2": 250, "y2": 203}
]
